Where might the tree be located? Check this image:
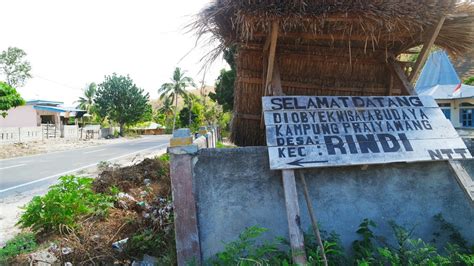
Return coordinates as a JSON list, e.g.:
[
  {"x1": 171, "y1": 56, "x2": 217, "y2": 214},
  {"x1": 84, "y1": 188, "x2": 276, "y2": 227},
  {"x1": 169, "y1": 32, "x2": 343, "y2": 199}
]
[
  {"x1": 95, "y1": 74, "x2": 150, "y2": 136},
  {"x1": 178, "y1": 101, "x2": 204, "y2": 131},
  {"x1": 157, "y1": 97, "x2": 174, "y2": 129},
  {"x1": 76, "y1": 83, "x2": 97, "y2": 114},
  {"x1": 0, "y1": 81, "x2": 25, "y2": 117},
  {"x1": 209, "y1": 47, "x2": 236, "y2": 112},
  {"x1": 158, "y1": 67, "x2": 195, "y2": 132},
  {"x1": 0, "y1": 47, "x2": 32, "y2": 87},
  {"x1": 464, "y1": 76, "x2": 474, "y2": 86}
]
